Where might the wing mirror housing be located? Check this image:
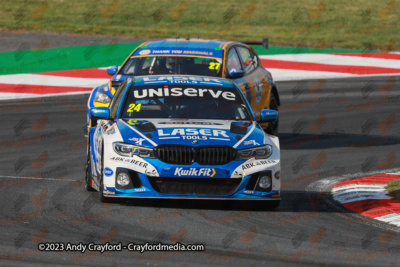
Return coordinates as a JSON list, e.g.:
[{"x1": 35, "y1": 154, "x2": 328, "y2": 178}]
[
  {"x1": 90, "y1": 107, "x2": 110, "y2": 119},
  {"x1": 255, "y1": 109, "x2": 278, "y2": 123},
  {"x1": 228, "y1": 69, "x2": 245, "y2": 78},
  {"x1": 106, "y1": 65, "x2": 118, "y2": 76}
]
